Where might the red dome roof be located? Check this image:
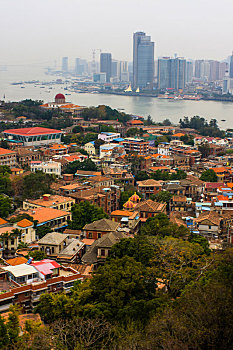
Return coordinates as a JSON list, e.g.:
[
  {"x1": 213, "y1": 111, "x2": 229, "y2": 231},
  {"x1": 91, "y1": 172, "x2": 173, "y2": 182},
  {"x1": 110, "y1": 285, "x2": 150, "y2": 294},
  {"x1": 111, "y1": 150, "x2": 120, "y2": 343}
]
[{"x1": 55, "y1": 93, "x2": 65, "y2": 100}]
